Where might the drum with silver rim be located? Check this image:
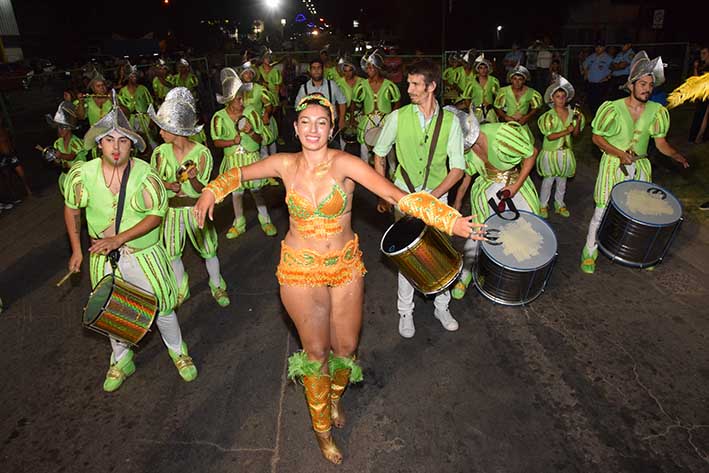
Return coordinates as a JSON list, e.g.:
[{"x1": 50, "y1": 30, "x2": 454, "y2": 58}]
[
  {"x1": 597, "y1": 180, "x2": 683, "y2": 268},
  {"x1": 474, "y1": 210, "x2": 557, "y2": 306}
]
